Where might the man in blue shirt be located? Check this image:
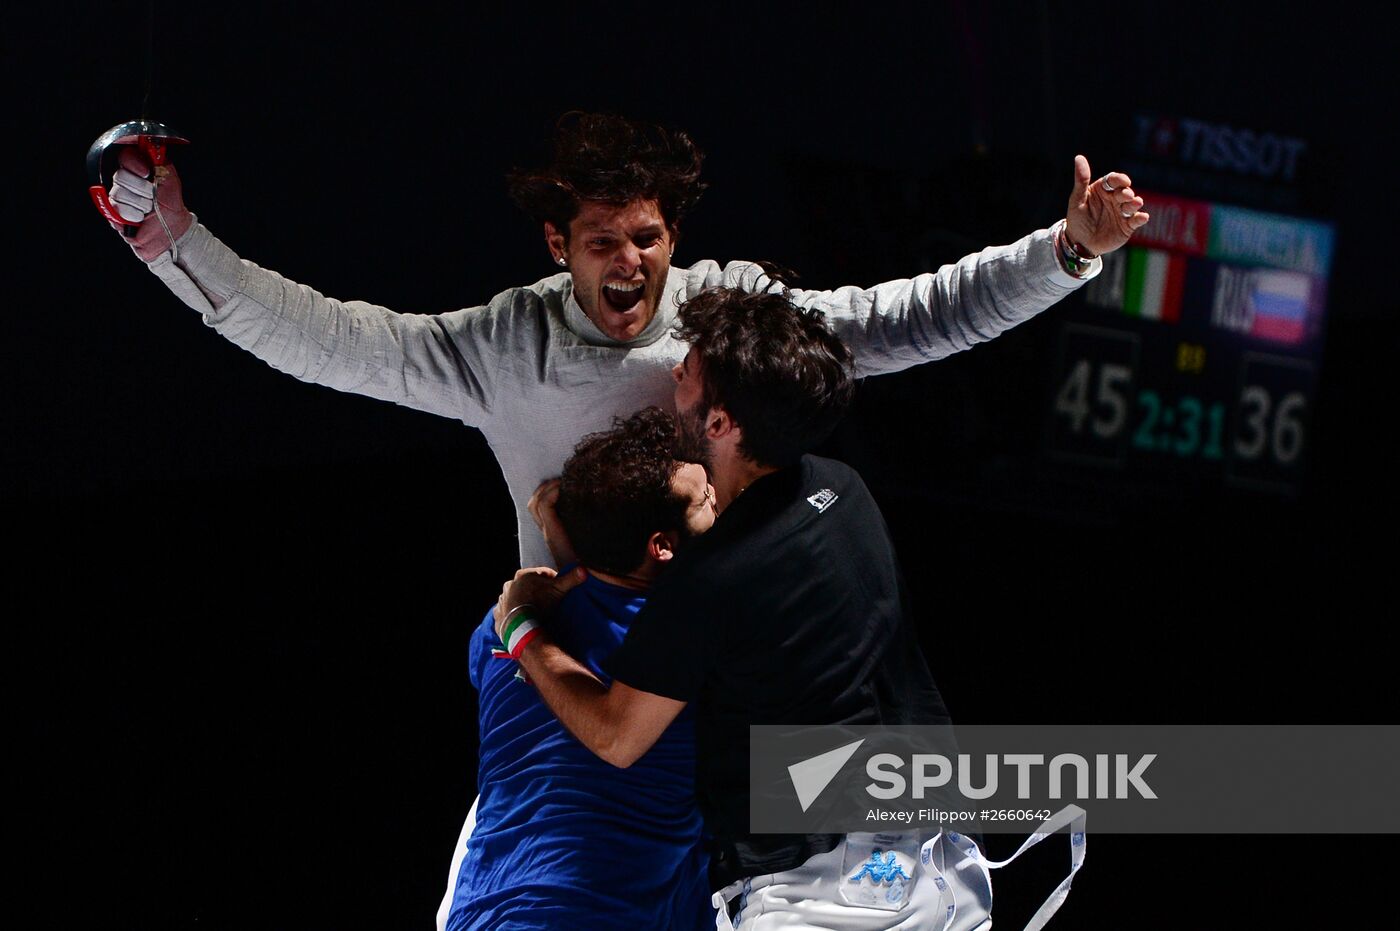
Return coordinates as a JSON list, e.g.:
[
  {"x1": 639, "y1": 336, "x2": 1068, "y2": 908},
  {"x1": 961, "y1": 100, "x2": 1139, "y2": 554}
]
[{"x1": 445, "y1": 407, "x2": 718, "y2": 931}]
